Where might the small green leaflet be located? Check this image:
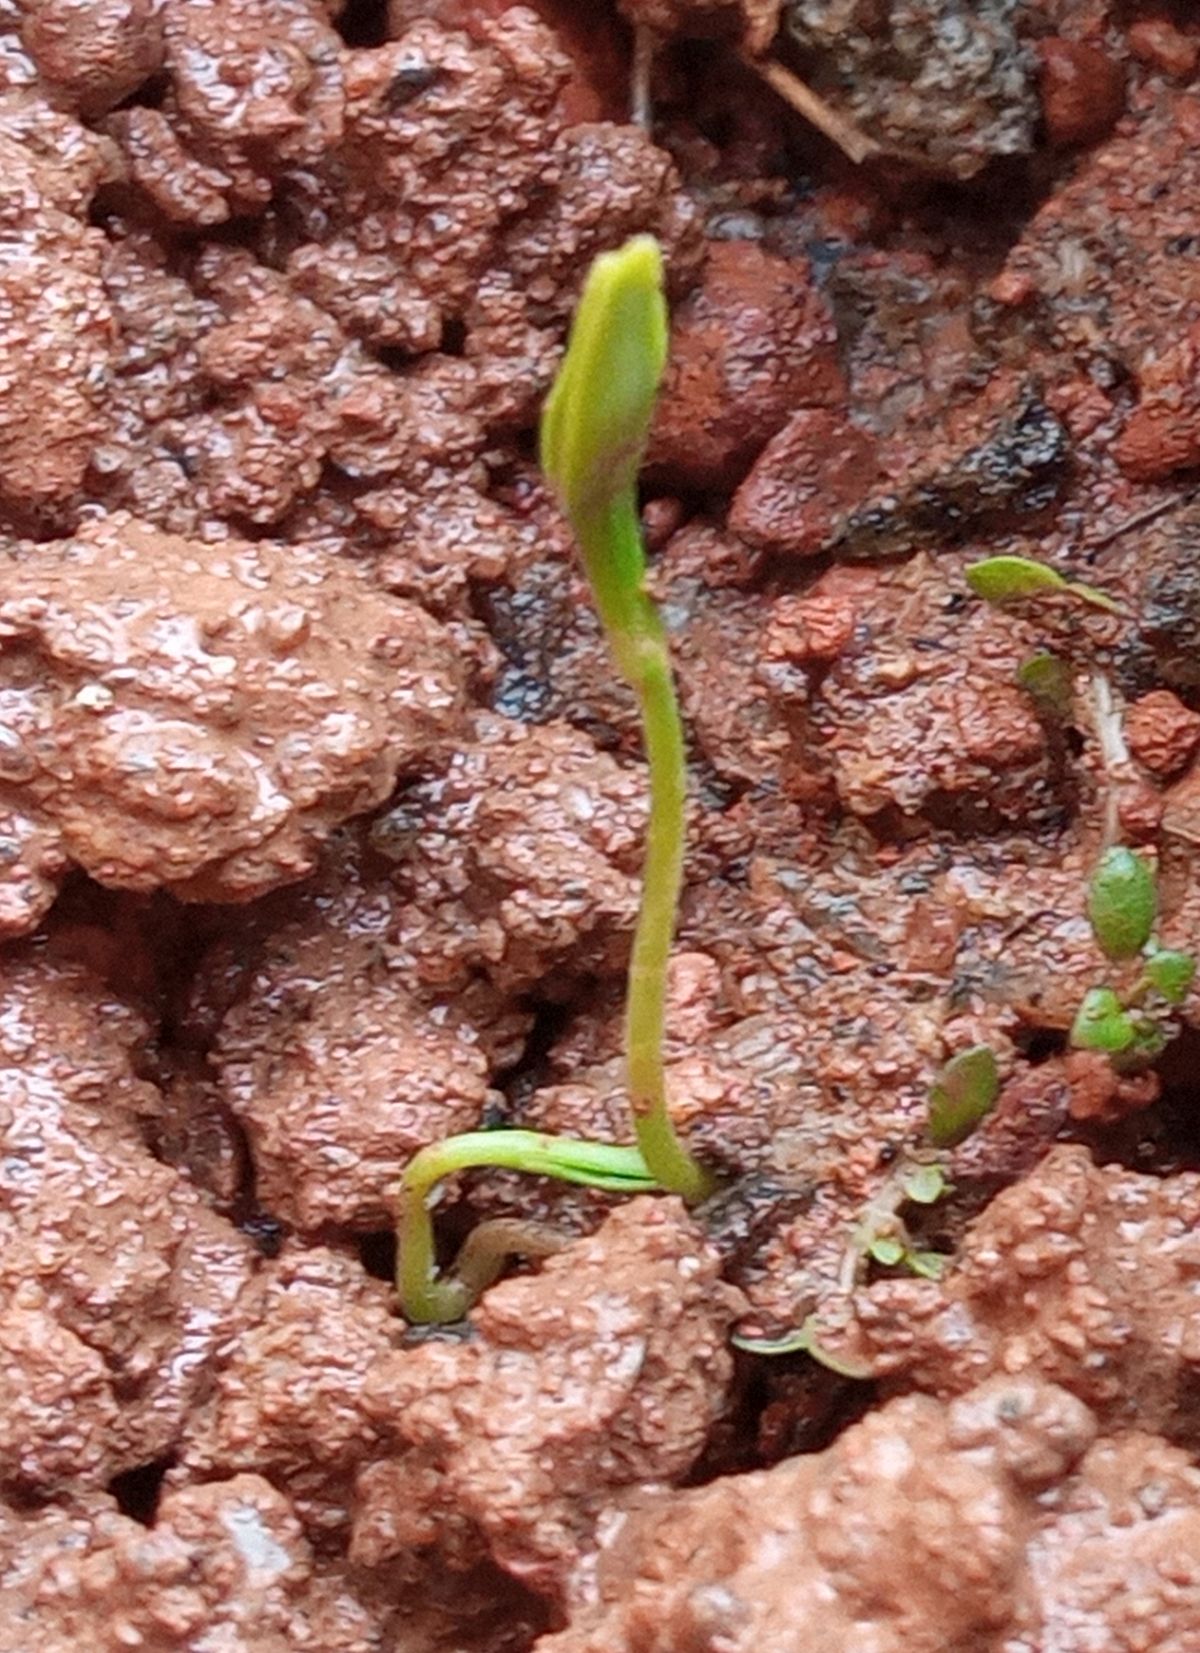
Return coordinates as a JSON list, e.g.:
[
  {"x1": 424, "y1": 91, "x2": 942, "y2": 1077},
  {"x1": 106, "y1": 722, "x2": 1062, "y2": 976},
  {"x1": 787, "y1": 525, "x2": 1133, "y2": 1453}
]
[
  {"x1": 902, "y1": 1162, "x2": 949, "y2": 1206},
  {"x1": 1087, "y1": 847, "x2": 1157, "y2": 961},
  {"x1": 1070, "y1": 986, "x2": 1135, "y2": 1053},
  {"x1": 1143, "y1": 946, "x2": 1197, "y2": 1006},
  {"x1": 906, "y1": 1249, "x2": 948, "y2": 1280},
  {"x1": 928, "y1": 1045, "x2": 1000, "y2": 1148}
]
